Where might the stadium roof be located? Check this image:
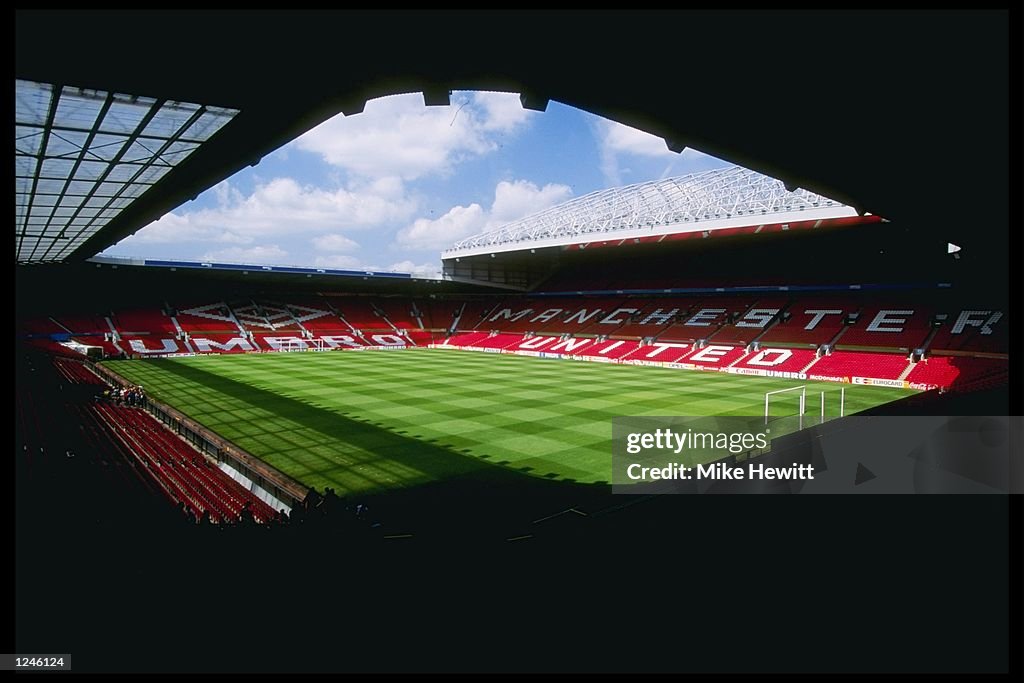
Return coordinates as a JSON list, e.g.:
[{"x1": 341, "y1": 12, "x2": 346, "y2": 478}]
[
  {"x1": 14, "y1": 10, "x2": 1010, "y2": 274},
  {"x1": 15, "y1": 80, "x2": 238, "y2": 264},
  {"x1": 444, "y1": 166, "x2": 856, "y2": 257}
]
